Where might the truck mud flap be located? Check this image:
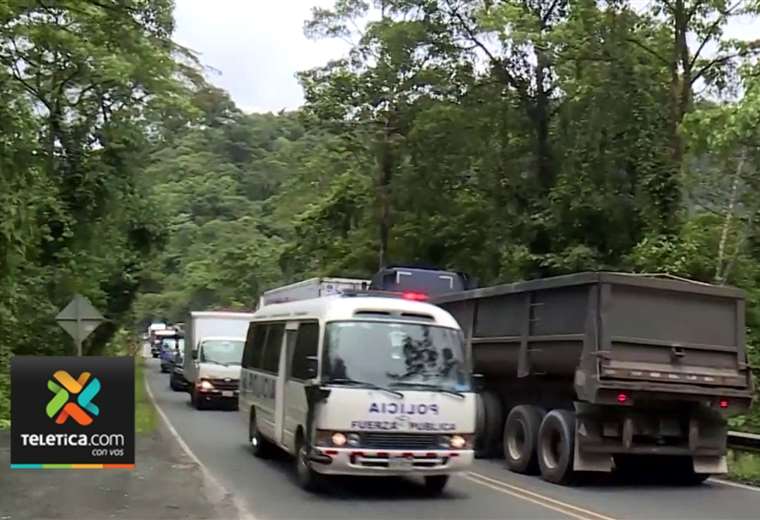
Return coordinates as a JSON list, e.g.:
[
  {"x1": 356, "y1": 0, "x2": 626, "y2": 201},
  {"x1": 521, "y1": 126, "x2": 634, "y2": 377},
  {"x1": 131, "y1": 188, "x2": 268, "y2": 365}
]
[
  {"x1": 693, "y1": 455, "x2": 727, "y2": 474},
  {"x1": 573, "y1": 426, "x2": 612, "y2": 472}
]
